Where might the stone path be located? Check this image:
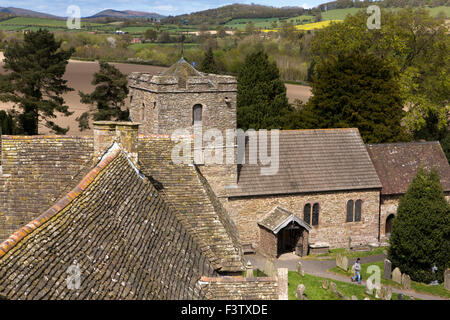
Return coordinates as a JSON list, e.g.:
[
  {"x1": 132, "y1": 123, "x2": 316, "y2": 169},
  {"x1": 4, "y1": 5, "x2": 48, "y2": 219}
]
[{"x1": 244, "y1": 253, "x2": 448, "y2": 301}]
